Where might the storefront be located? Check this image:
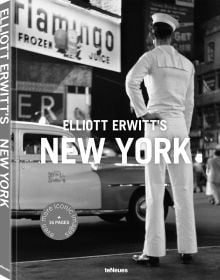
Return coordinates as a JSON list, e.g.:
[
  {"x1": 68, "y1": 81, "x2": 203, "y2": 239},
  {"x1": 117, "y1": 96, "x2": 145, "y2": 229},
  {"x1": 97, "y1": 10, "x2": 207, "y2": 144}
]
[{"x1": 12, "y1": 0, "x2": 121, "y2": 133}]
